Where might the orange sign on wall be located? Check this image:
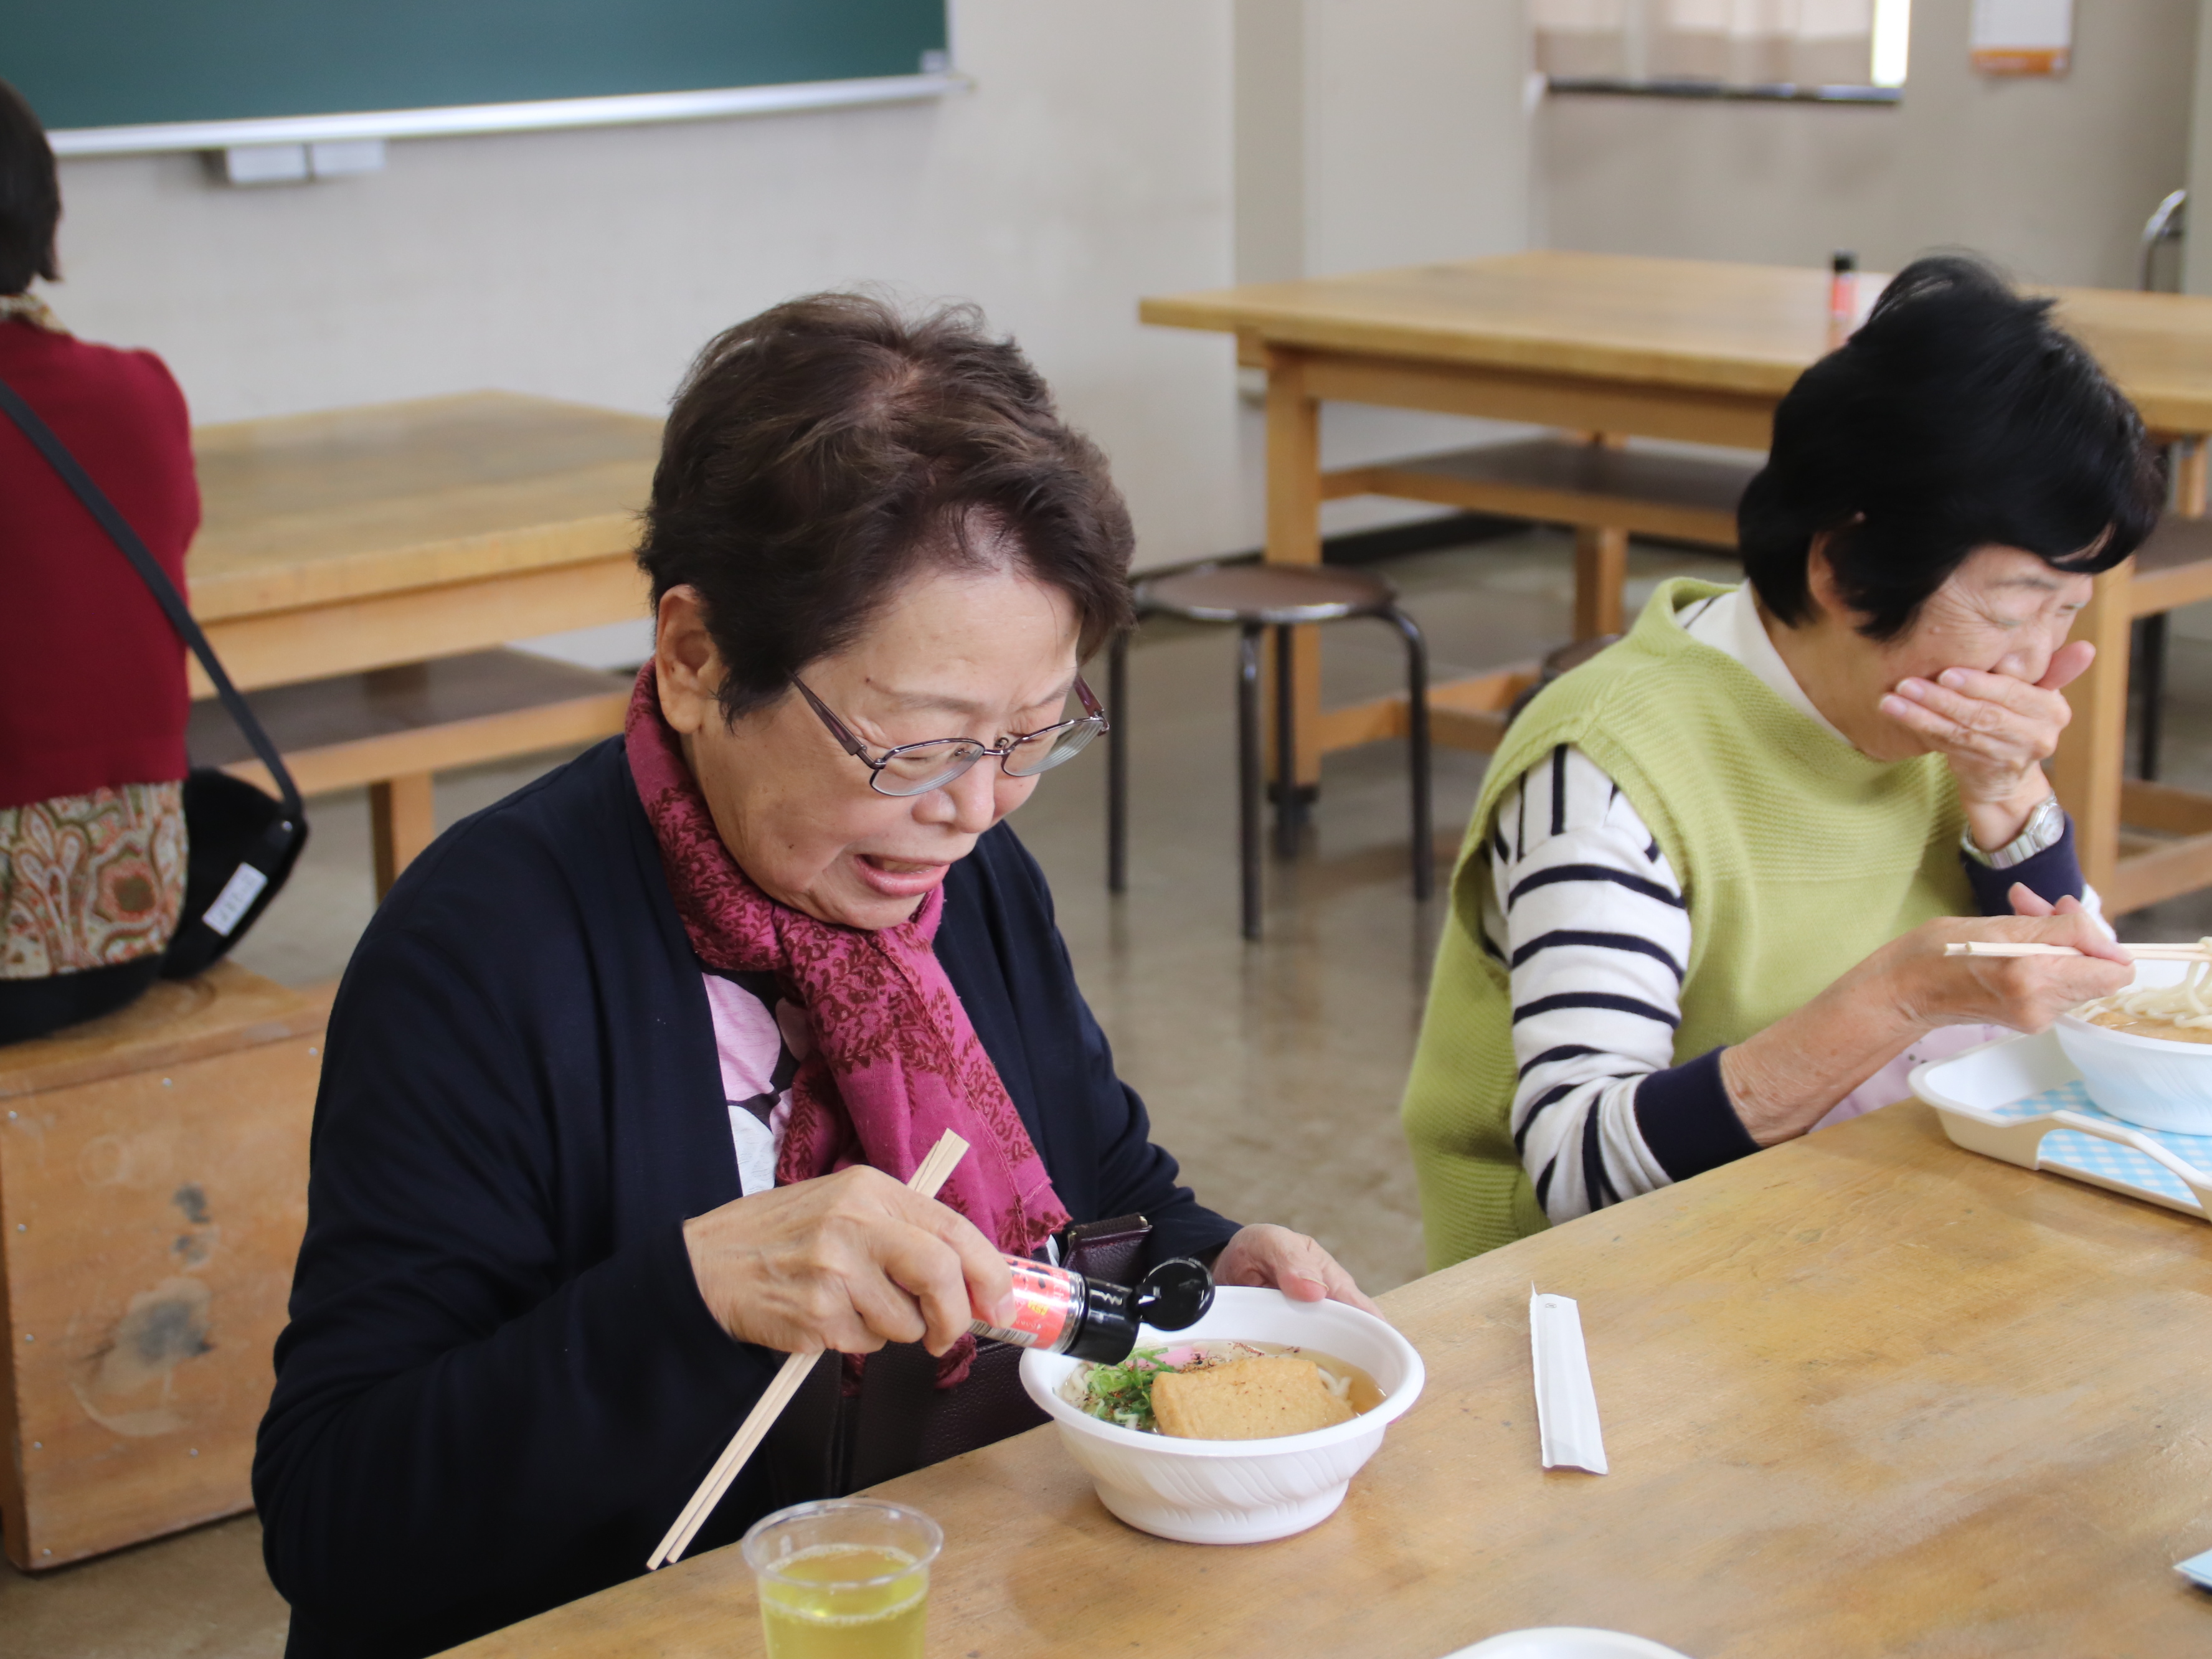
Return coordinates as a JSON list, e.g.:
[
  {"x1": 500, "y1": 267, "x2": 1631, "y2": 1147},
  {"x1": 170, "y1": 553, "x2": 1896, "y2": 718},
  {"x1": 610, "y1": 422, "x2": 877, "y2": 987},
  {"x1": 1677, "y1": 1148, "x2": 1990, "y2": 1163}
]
[{"x1": 1970, "y1": 0, "x2": 2073, "y2": 77}]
